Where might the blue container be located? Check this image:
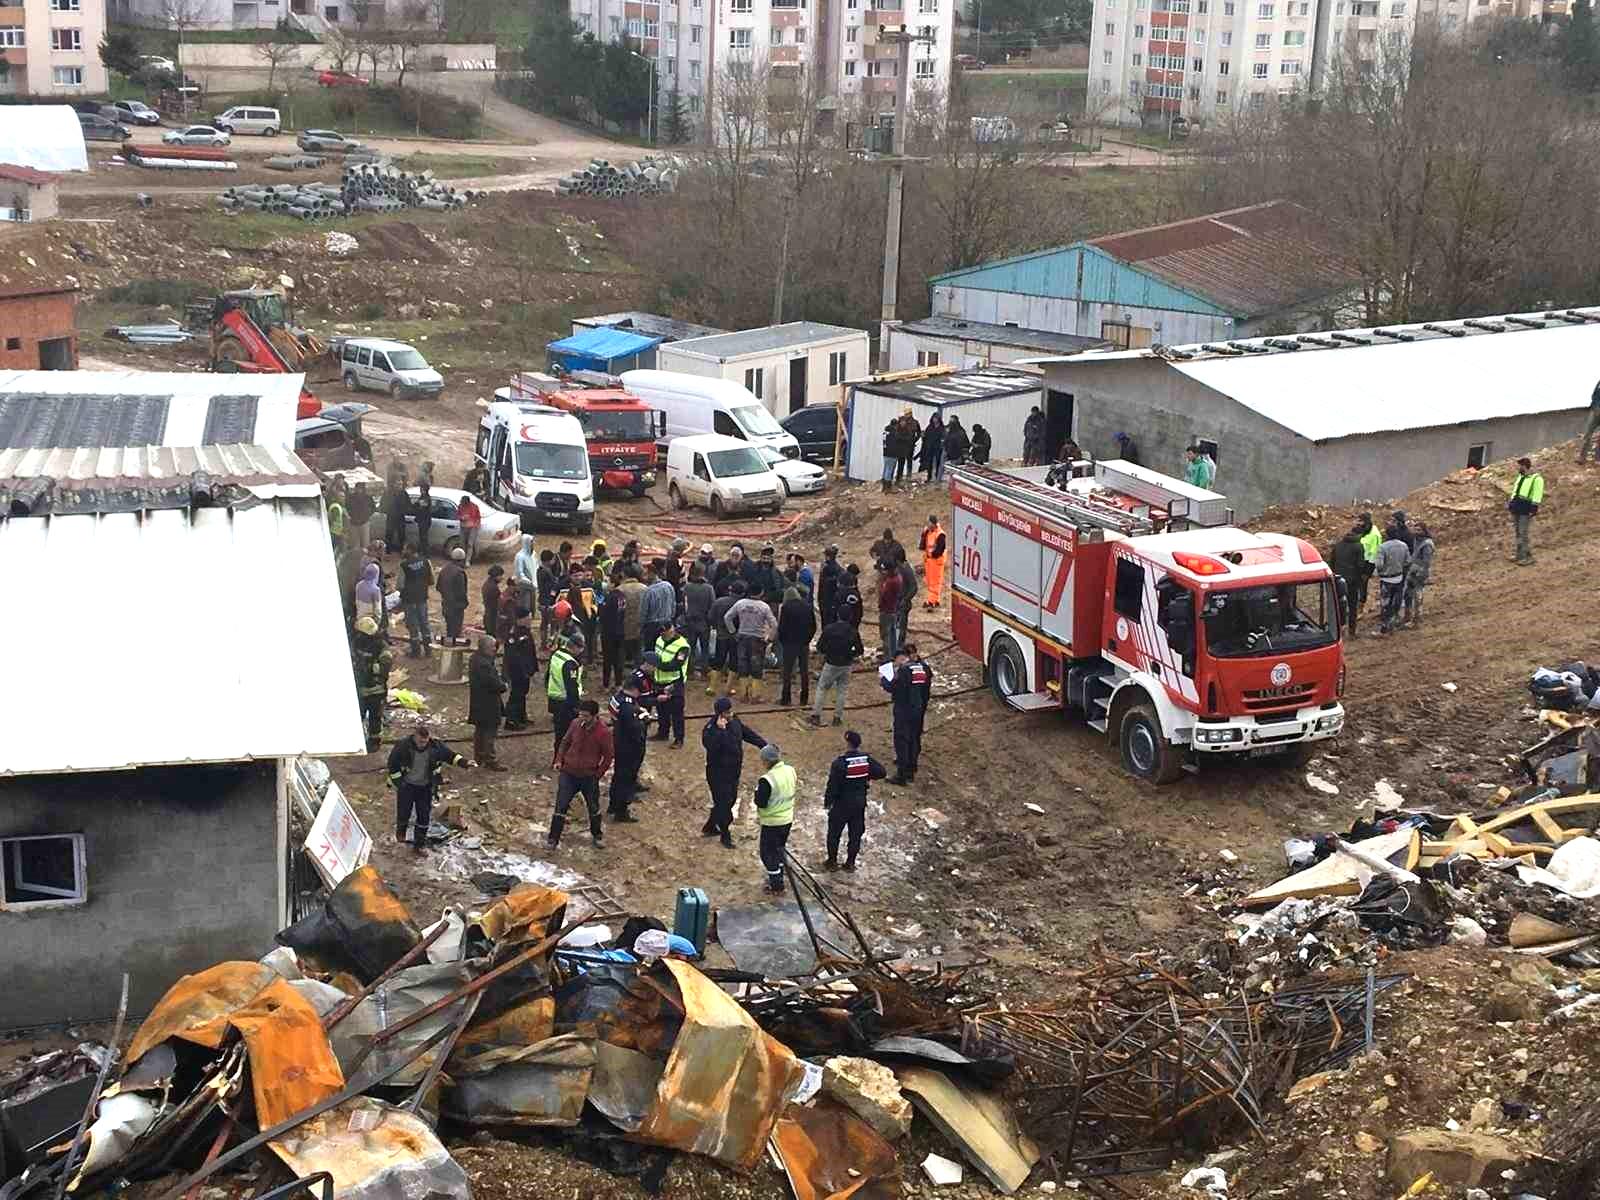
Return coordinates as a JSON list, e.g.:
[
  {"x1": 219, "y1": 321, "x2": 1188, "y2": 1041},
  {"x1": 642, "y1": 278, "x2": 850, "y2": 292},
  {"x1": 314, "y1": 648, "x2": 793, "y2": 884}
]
[{"x1": 673, "y1": 886, "x2": 710, "y2": 955}]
